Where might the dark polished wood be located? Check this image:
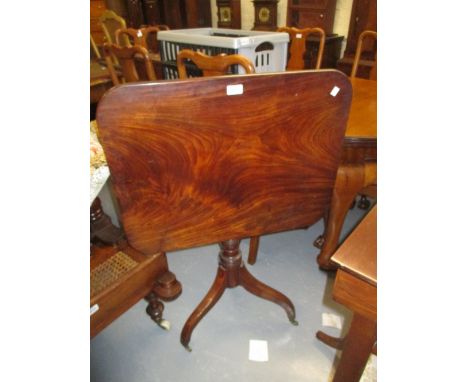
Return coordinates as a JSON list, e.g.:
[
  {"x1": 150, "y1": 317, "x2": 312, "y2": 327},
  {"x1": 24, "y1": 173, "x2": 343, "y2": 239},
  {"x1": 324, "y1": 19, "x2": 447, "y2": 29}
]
[
  {"x1": 180, "y1": 239, "x2": 297, "y2": 350},
  {"x1": 216, "y1": 0, "x2": 241, "y2": 29},
  {"x1": 96, "y1": 70, "x2": 352, "y2": 349},
  {"x1": 90, "y1": 197, "x2": 125, "y2": 246},
  {"x1": 287, "y1": 0, "x2": 337, "y2": 34},
  {"x1": 316, "y1": 77, "x2": 376, "y2": 269},
  {"x1": 336, "y1": 0, "x2": 376, "y2": 78},
  {"x1": 316, "y1": 206, "x2": 376, "y2": 381},
  {"x1": 252, "y1": 0, "x2": 279, "y2": 31},
  {"x1": 247, "y1": 77, "x2": 376, "y2": 267}
]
